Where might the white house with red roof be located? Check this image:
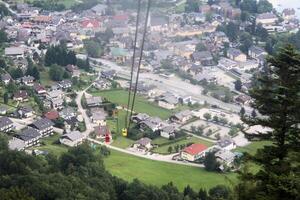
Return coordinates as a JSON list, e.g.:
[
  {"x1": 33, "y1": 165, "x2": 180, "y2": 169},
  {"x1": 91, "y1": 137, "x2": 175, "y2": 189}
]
[
  {"x1": 180, "y1": 143, "x2": 208, "y2": 162},
  {"x1": 81, "y1": 19, "x2": 101, "y2": 30}
]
